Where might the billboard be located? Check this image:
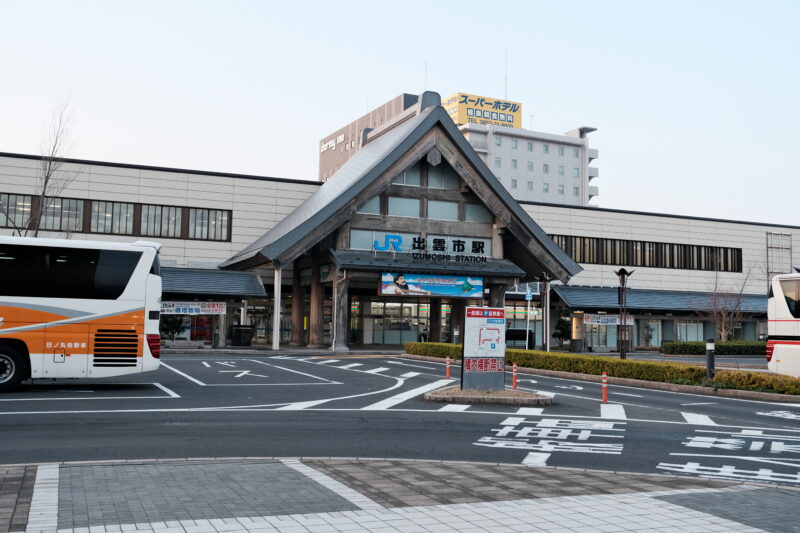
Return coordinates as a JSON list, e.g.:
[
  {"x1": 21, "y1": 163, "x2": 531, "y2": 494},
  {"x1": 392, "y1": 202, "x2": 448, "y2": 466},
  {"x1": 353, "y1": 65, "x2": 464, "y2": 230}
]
[
  {"x1": 444, "y1": 92, "x2": 522, "y2": 129},
  {"x1": 379, "y1": 273, "x2": 483, "y2": 298},
  {"x1": 161, "y1": 302, "x2": 227, "y2": 315}
]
